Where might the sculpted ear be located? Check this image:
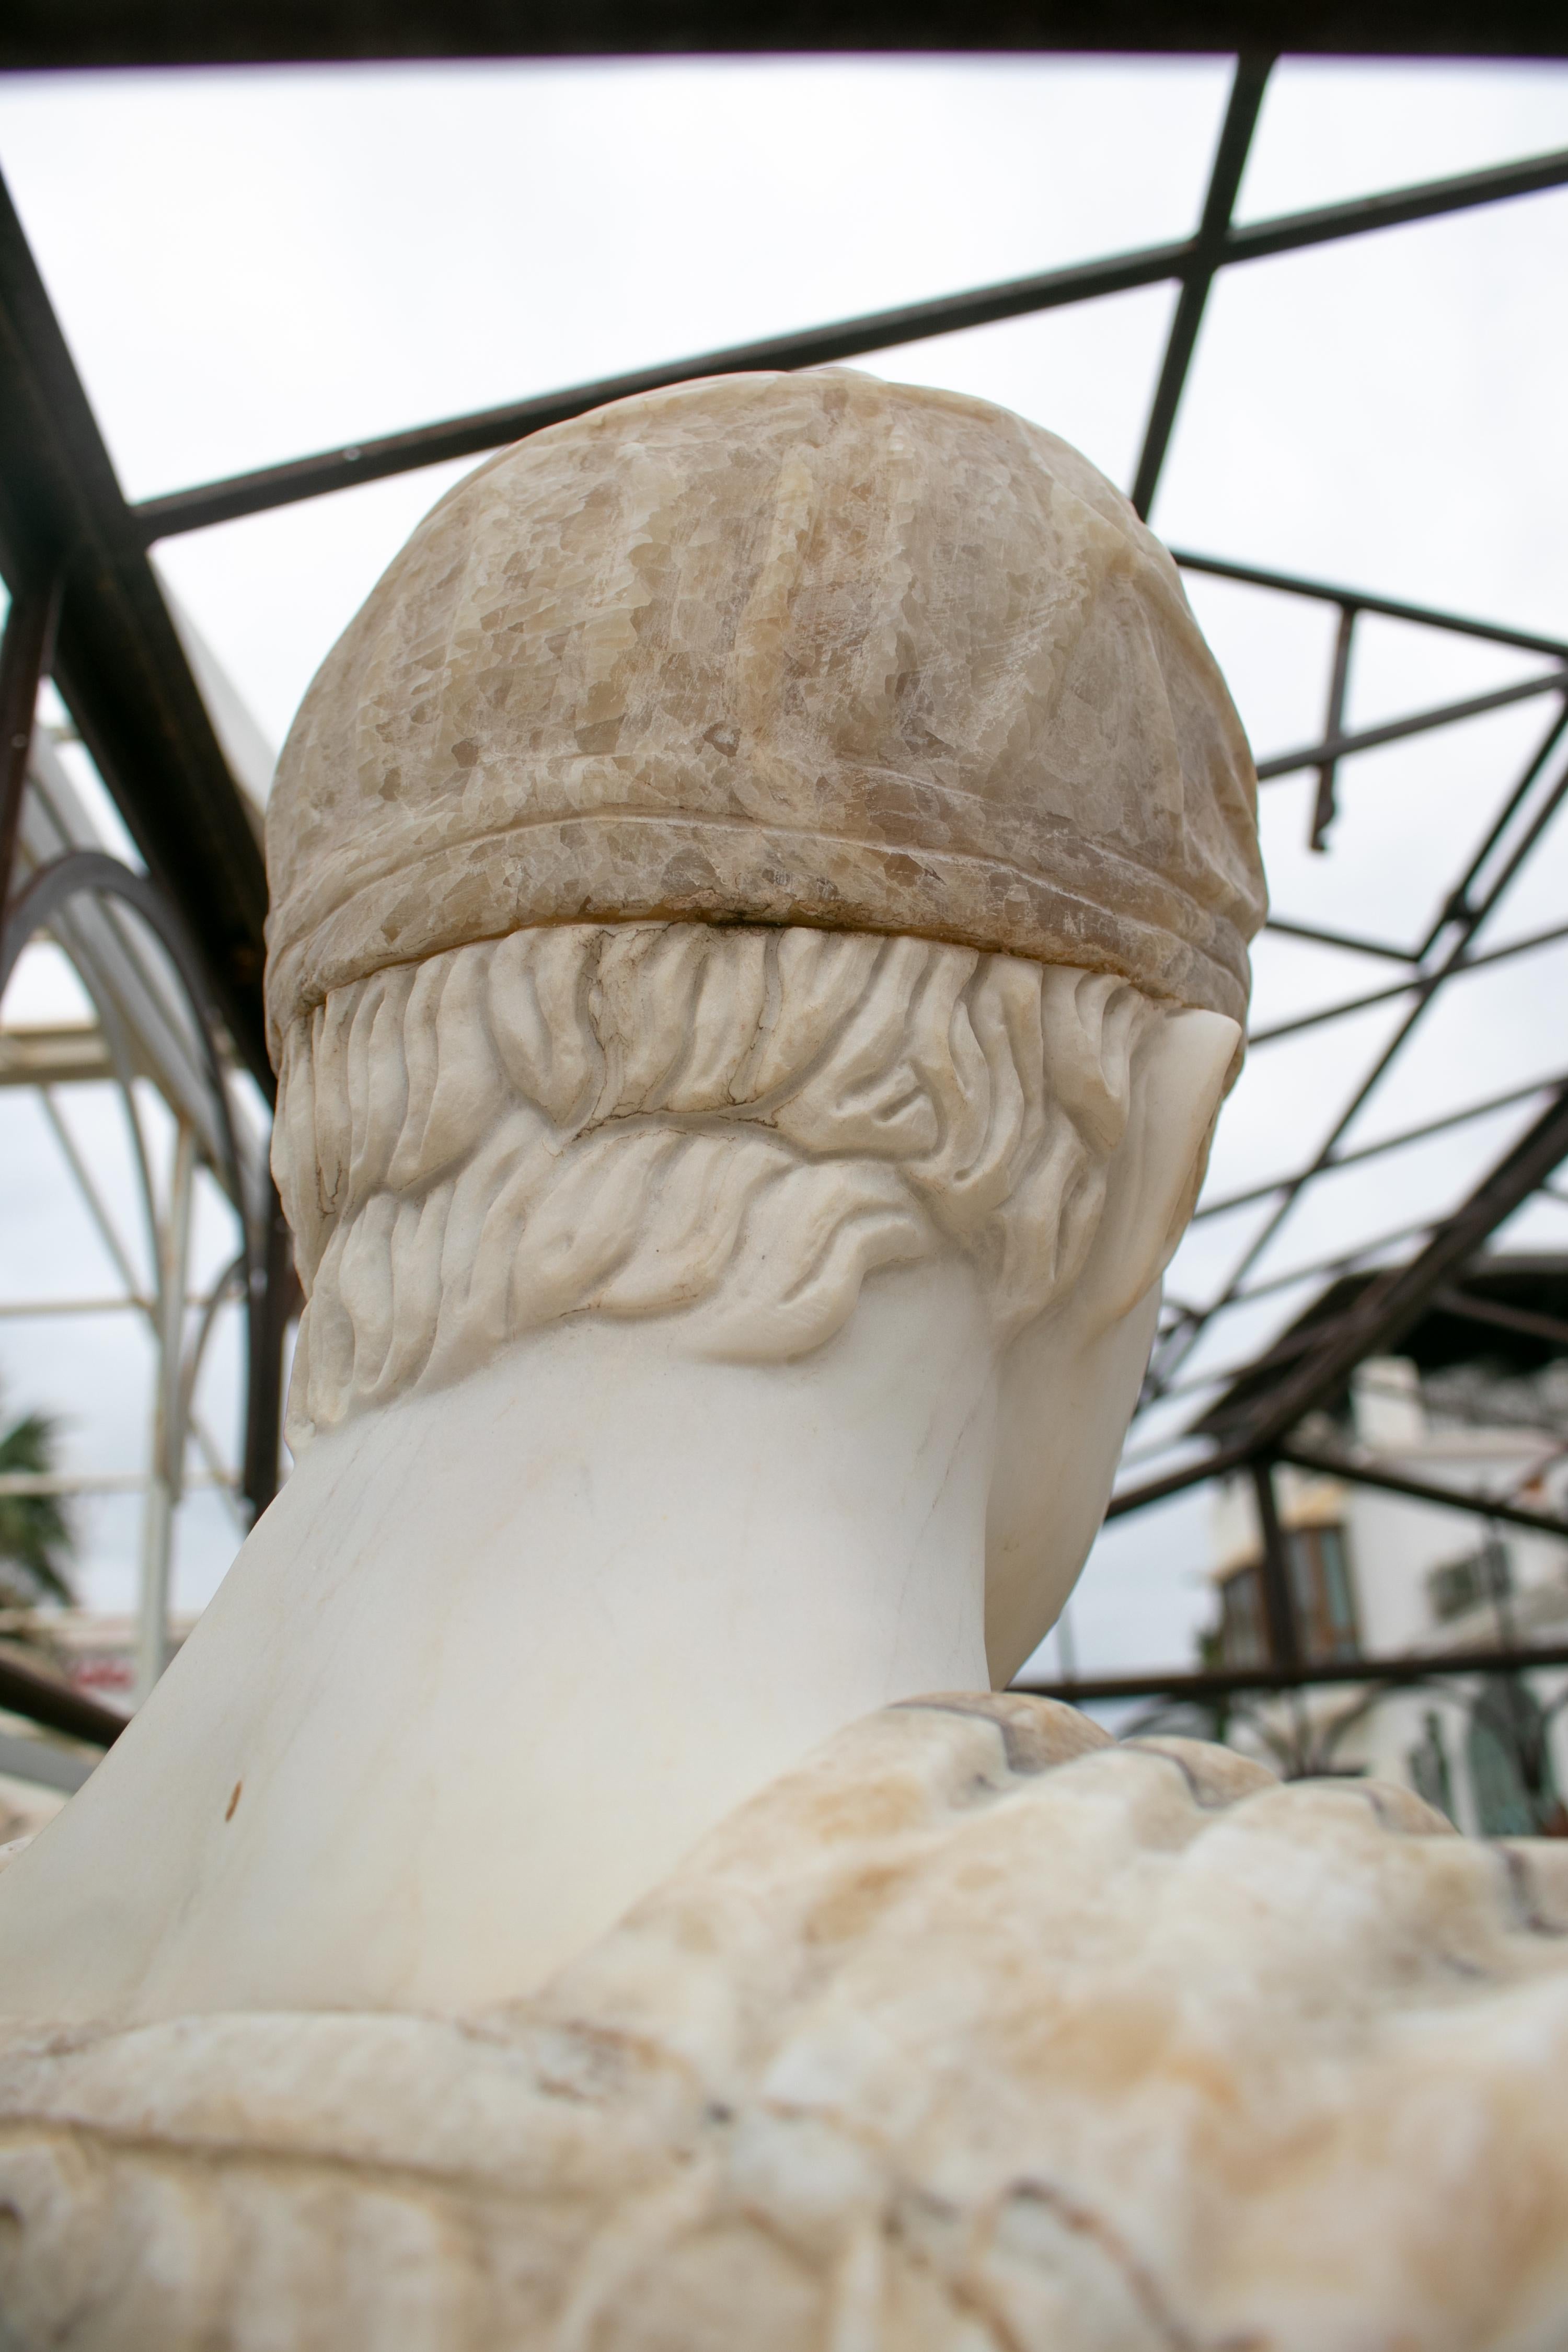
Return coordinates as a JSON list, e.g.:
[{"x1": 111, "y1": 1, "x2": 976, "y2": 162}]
[
  {"x1": 982, "y1": 1006, "x2": 1240, "y2": 1687},
  {"x1": 1074, "y1": 1008, "x2": 1241, "y2": 1335}
]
